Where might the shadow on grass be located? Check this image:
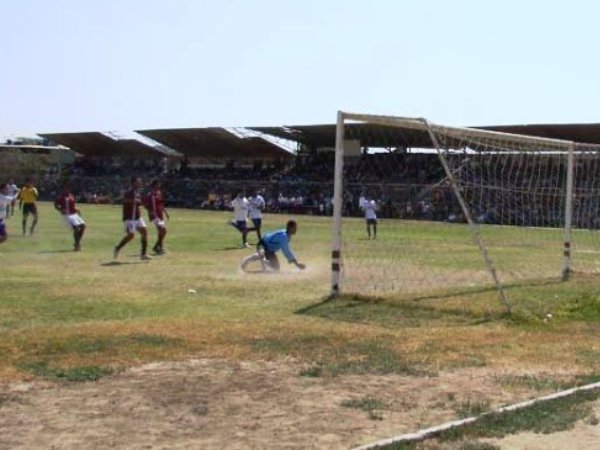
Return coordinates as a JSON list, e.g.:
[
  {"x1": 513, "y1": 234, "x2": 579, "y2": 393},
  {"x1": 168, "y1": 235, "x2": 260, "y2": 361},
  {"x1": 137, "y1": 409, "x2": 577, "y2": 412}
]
[
  {"x1": 241, "y1": 270, "x2": 279, "y2": 276},
  {"x1": 297, "y1": 296, "x2": 494, "y2": 328},
  {"x1": 301, "y1": 277, "x2": 563, "y2": 313},
  {"x1": 100, "y1": 261, "x2": 149, "y2": 266},
  {"x1": 408, "y1": 277, "x2": 563, "y2": 303},
  {"x1": 295, "y1": 277, "x2": 568, "y2": 329},
  {"x1": 214, "y1": 246, "x2": 249, "y2": 251},
  {"x1": 295, "y1": 296, "x2": 336, "y2": 315},
  {"x1": 37, "y1": 249, "x2": 75, "y2": 254}
]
